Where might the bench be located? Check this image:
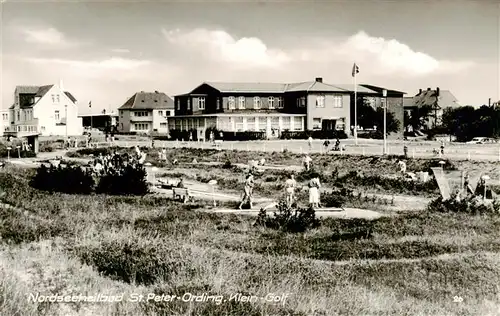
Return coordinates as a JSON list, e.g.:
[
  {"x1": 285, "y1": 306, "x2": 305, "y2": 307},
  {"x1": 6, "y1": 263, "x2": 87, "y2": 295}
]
[
  {"x1": 157, "y1": 179, "x2": 173, "y2": 189},
  {"x1": 172, "y1": 187, "x2": 191, "y2": 203}
]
